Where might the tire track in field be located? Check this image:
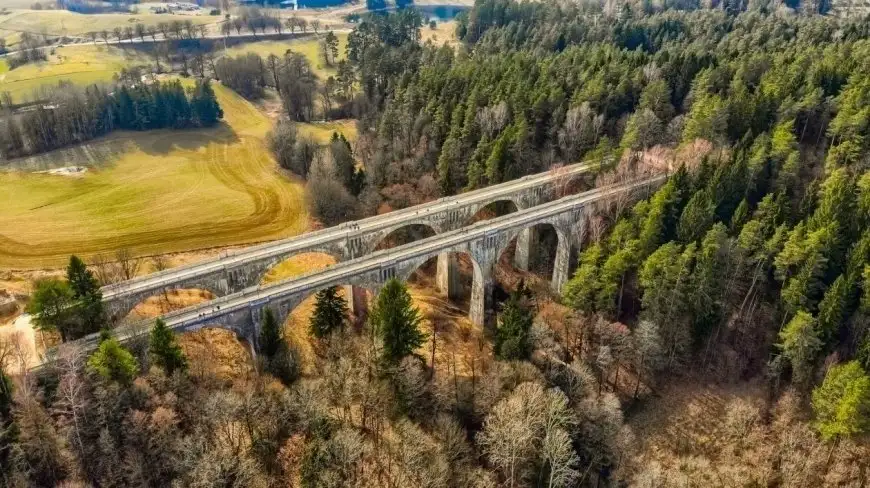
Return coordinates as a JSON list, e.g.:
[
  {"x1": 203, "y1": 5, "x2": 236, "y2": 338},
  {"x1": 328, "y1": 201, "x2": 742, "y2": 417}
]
[{"x1": 0, "y1": 137, "x2": 304, "y2": 267}]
